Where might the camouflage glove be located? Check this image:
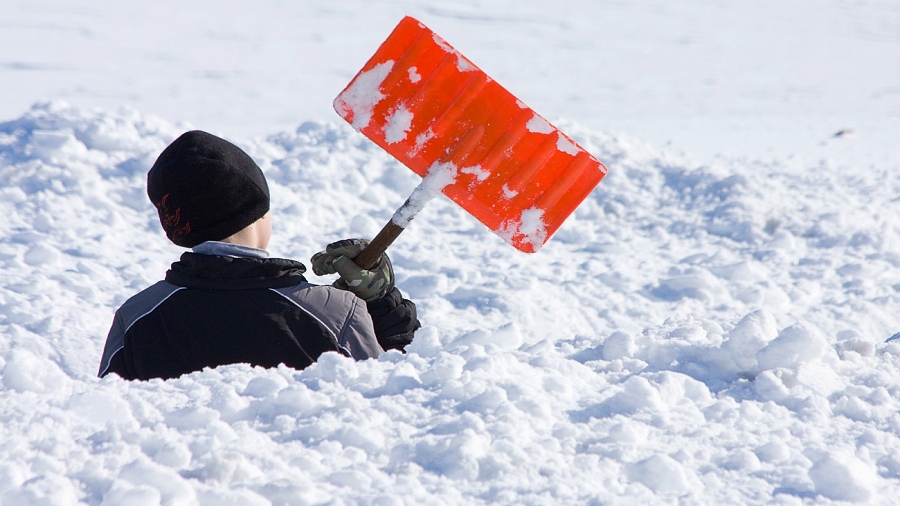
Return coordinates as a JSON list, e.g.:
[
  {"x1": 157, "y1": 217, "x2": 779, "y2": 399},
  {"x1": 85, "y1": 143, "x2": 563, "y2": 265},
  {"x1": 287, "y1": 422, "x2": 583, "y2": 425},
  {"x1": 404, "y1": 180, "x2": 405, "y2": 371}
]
[{"x1": 310, "y1": 238, "x2": 394, "y2": 302}]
